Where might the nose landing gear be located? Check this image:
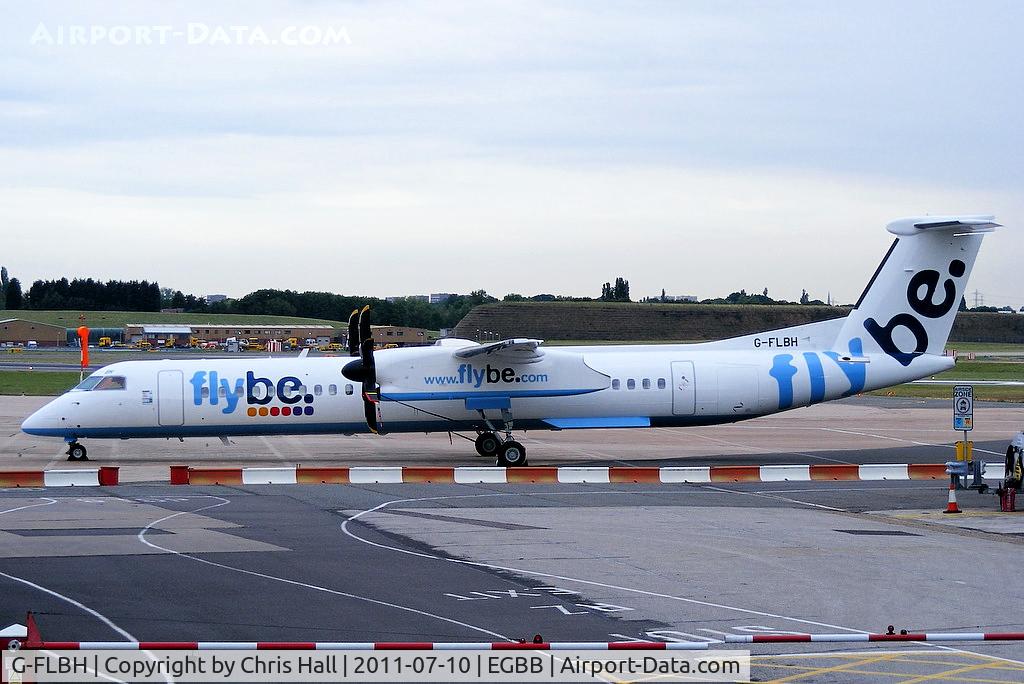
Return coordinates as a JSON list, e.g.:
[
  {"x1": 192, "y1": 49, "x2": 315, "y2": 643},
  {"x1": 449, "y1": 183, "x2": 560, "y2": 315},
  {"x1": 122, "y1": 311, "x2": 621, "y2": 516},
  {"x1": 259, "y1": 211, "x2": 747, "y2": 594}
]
[{"x1": 66, "y1": 442, "x2": 88, "y2": 461}]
